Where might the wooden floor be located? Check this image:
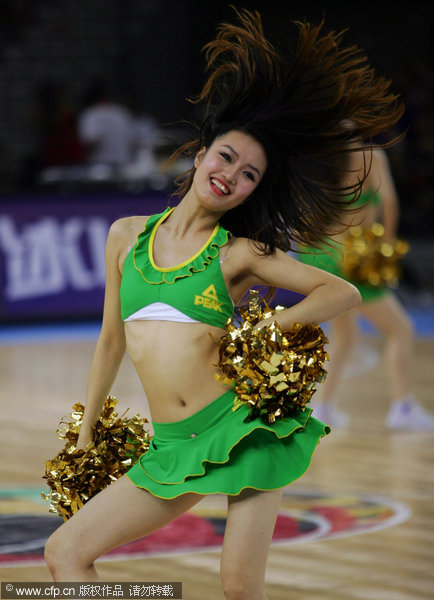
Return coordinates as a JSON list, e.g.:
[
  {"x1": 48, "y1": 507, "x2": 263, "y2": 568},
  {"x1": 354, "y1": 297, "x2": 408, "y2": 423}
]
[{"x1": 0, "y1": 329, "x2": 433, "y2": 599}]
